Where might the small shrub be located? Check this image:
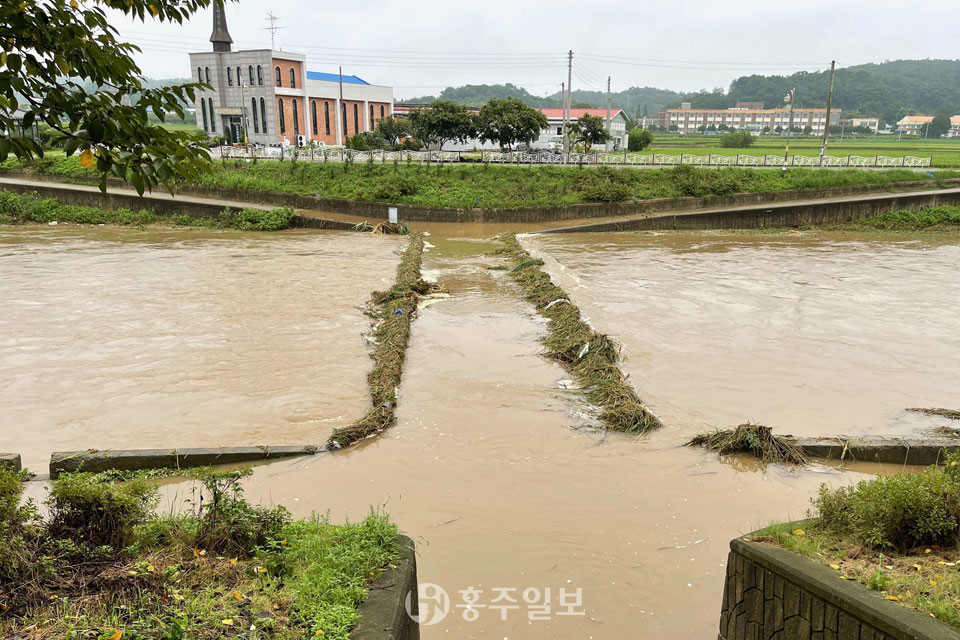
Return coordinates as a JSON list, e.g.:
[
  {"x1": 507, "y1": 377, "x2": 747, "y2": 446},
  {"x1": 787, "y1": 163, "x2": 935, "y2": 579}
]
[
  {"x1": 627, "y1": 128, "x2": 653, "y2": 151},
  {"x1": 720, "y1": 130, "x2": 755, "y2": 148},
  {"x1": 370, "y1": 174, "x2": 419, "y2": 202},
  {"x1": 572, "y1": 166, "x2": 632, "y2": 202},
  {"x1": 0, "y1": 466, "x2": 41, "y2": 587},
  {"x1": 46, "y1": 472, "x2": 159, "y2": 556},
  {"x1": 193, "y1": 468, "x2": 290, "y2": 557},
  {"x1": 221, "y1": 206, "x2": 295, "y2": 231},
  {"x1": 814, "y1": 454, "x2": 960, "y2": 551}
]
